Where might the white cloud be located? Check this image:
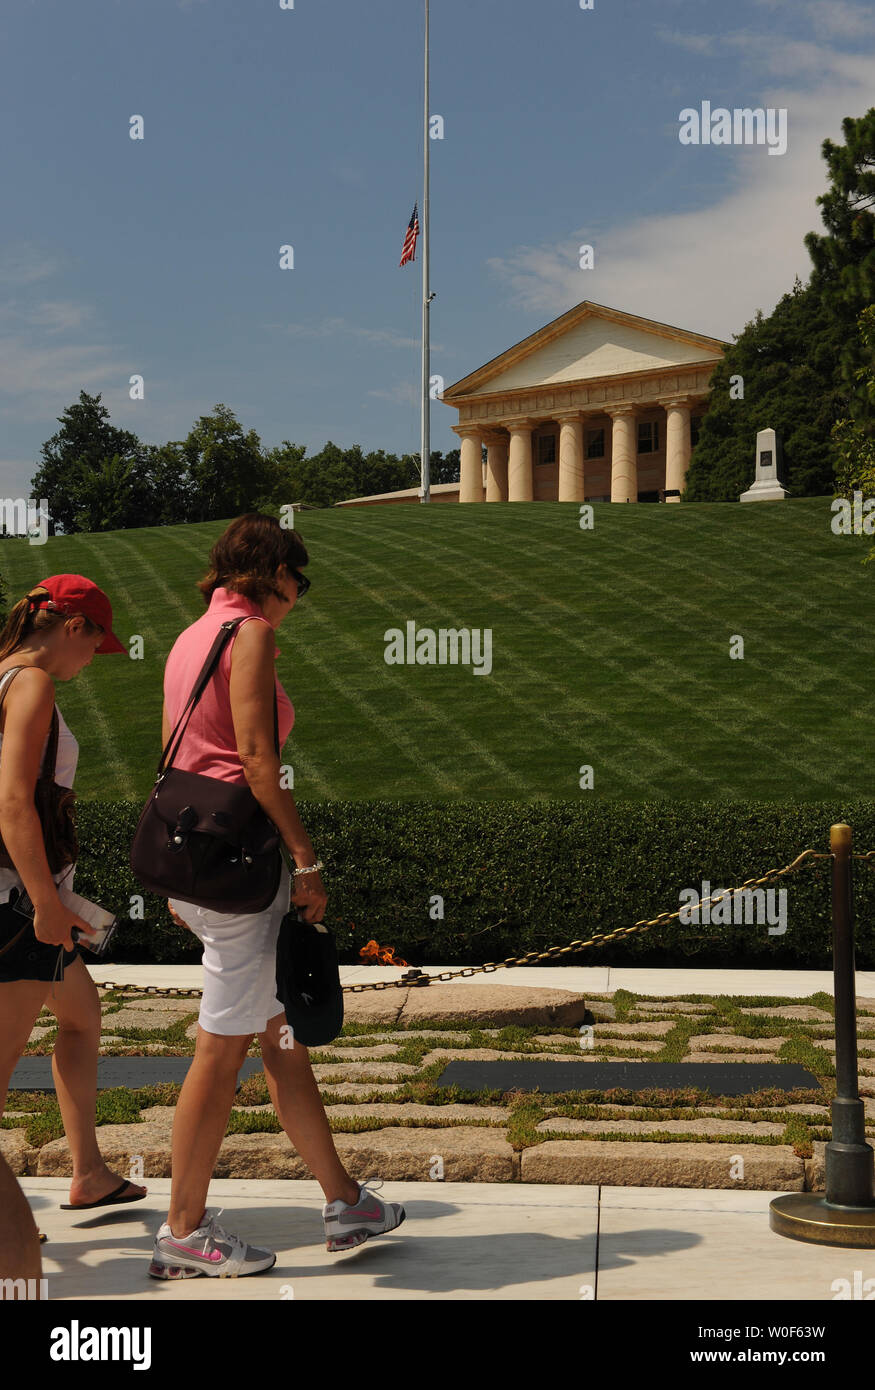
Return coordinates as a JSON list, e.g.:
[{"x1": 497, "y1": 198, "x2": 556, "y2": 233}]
[
  {"x1": 0, "y1": 244, "x2": 62, "y2": 287},
  {"x1": 268, "y1": 315, "x2": 447, "y2": 352},
  {"x1": 752, "y1": 0, "x2": 875, "y2": 41},
  {"x1": 655, "y1": 29, "x2": 720, "y2": 55},
  {"x1": 0, "y1": 299, "x2": 95, "y2": 333},
  {"x1": 486, "y1": 47, "x2": 874, "y2": 341},
  {"x1": 0, "y1": 337, "x2": 138, "y2": 420},
  {"x1": 367, "y1": 381, "x2": 420, "y2": 406}
]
